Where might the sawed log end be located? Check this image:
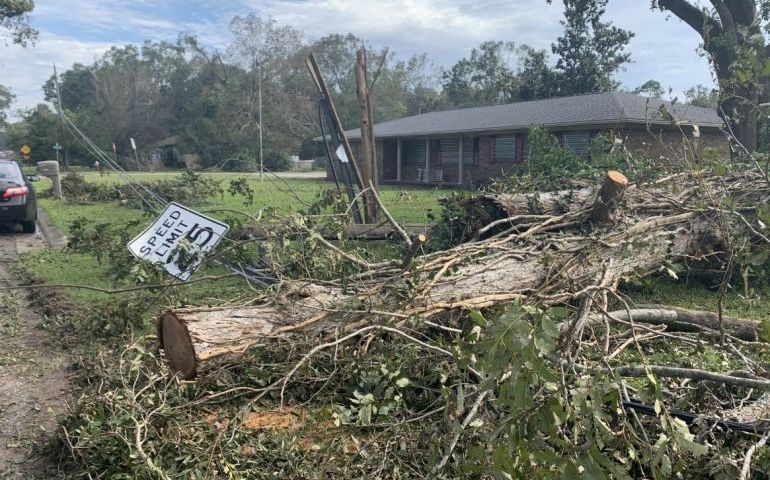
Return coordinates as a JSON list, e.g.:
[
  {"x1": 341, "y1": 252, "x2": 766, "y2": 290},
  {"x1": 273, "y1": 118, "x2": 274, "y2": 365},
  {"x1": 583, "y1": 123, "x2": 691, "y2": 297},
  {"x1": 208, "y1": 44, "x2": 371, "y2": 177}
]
[{"x1": 158, "y1": 310, "x2": 198, "y2": 379}]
